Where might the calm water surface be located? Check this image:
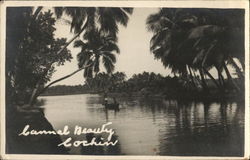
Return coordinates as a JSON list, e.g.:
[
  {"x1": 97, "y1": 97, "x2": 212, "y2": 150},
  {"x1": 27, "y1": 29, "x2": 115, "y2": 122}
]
[{"x1": 40, "y1": 94, "x2": 244, "y2": 156}]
